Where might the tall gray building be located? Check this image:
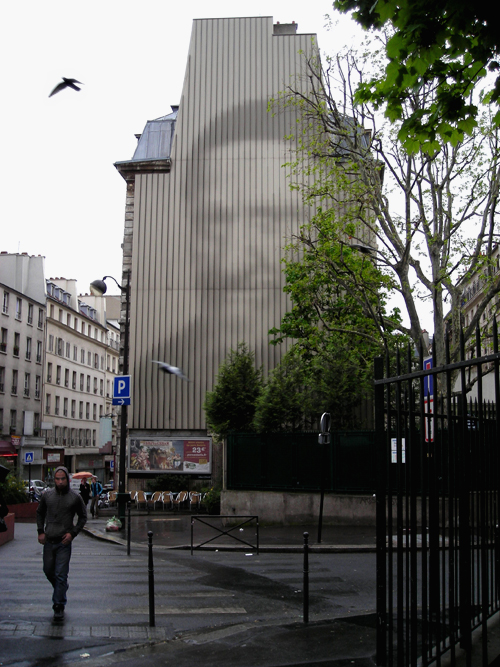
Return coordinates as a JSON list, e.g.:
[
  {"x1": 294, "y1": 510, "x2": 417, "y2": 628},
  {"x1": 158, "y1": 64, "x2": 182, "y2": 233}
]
[{"x1": 115, "y1": 17, "x2": 319, "y2": 480}]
